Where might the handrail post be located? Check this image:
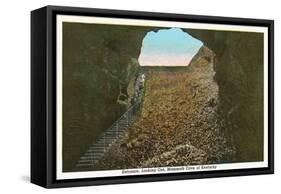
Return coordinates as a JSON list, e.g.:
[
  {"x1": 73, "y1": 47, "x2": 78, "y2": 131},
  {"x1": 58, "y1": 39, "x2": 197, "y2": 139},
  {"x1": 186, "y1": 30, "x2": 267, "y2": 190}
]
[
  {"x1": 117, "y1": 122, "x2": 119, "y2": 138},
  {"x1": 103, "y1": 135, "x2": 105, "y2": 153},
  {"x1": 127, "y1": 112, "x2": 129, "y2": 126}
]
